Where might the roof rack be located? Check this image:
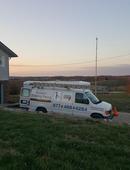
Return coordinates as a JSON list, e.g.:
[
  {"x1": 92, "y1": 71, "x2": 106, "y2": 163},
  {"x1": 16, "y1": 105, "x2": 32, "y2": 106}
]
[{"x1": 23, "y1": 81, "x2": 90, "y2": 89}]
